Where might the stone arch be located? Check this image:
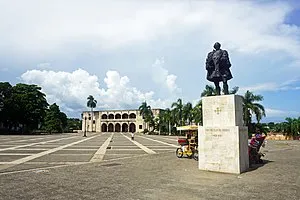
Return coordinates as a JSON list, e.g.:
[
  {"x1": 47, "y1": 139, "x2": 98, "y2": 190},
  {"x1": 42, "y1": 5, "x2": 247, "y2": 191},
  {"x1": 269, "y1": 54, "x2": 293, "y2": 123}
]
[
  {"x1": 129, "y1": 123, "x2": 136, "y2": 133},
  {"x1": 115, "y1": 123, "x2": 121, "y2": 132},
  {"x1": 129, "y1": 113, "x2": 136, "y2": 119},
  {"x1": 108, "y1": 114, "x2": 114, "y2": 119},
  {"x1": 115, "y1": 113, "x2": 121, "y2": 119},
  {"x1": 122, "y1": 113, "x2": 128, "y2": 119},
  {"x1": 108, "y1": 123, "x2": 114, "y2": 132},
  {"x1": 101, "y1": 123, "x2": 107, "y2": 132},
  {"x1": 122, "y1": 123, "x2": 128, "y2": 132},
  {"x1": 101, "y1": 114, "x2": 108, "y2": 119}
]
